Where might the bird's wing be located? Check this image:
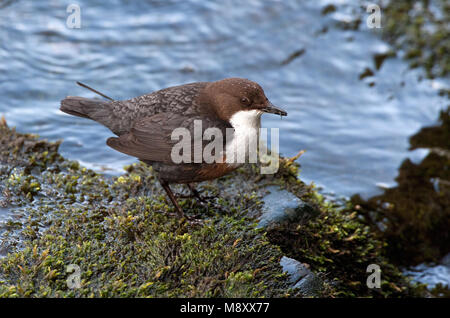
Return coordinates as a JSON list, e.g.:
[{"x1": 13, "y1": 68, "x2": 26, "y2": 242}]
[{"x1": 106, "y1": 112, "x2": 231, "y2": 164}]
